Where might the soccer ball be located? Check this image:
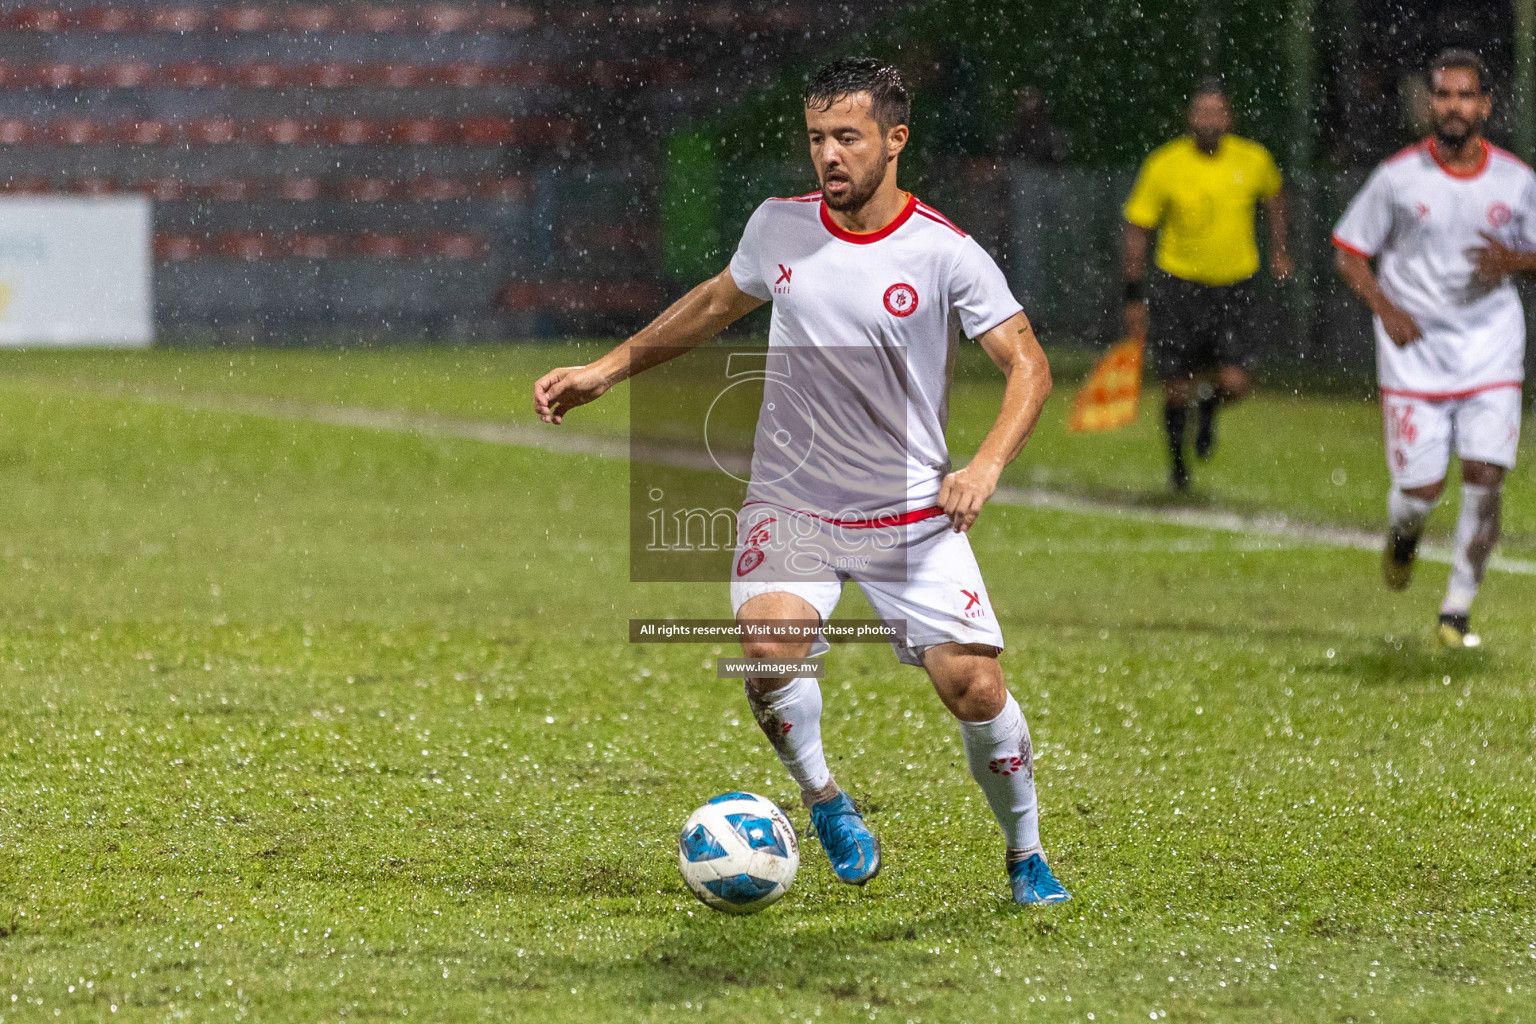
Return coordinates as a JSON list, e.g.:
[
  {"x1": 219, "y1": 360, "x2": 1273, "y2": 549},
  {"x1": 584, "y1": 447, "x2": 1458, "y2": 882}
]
[{"x1": 677, "y1": 792, "x2": 799, "y2": 915}]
